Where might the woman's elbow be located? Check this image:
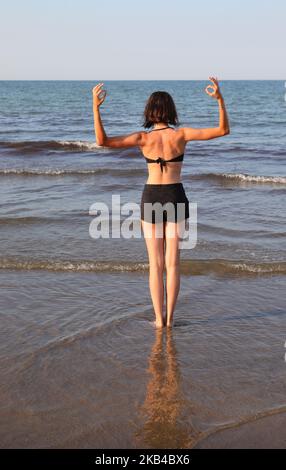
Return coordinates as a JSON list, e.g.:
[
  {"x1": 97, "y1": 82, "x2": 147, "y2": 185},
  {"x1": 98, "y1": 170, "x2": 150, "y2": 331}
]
[
  {"x1": 96, "y1": 137, "x2": 107, "y2": 146},
  {"x1": 220, "y1": 127, "x2": 230, "y2": 136}
]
